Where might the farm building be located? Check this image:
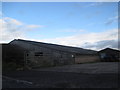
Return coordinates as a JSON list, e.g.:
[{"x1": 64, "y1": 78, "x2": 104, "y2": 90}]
[
  {"x1": 98, "y1": 48, "x2": 120, "y2": 62},
  {"x1": 2, "y1": 39, "x2": 100, "y2": 69}
]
